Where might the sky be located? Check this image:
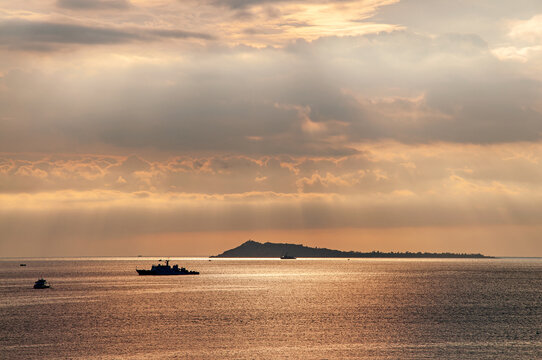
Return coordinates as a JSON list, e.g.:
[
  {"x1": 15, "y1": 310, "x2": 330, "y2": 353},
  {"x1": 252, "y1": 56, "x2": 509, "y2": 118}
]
[{"x1": 1, "y1": 0, "x2": 542, "y2": 257}]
